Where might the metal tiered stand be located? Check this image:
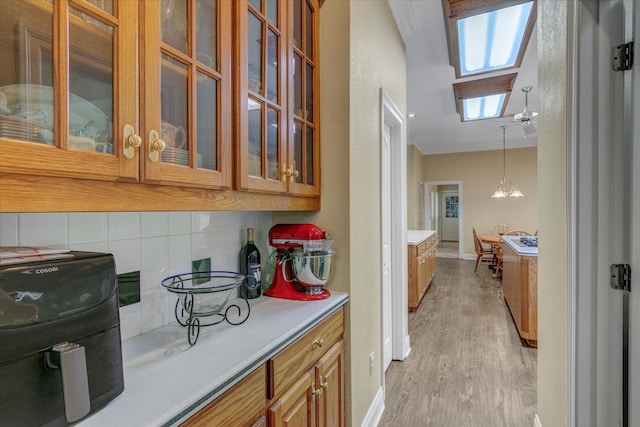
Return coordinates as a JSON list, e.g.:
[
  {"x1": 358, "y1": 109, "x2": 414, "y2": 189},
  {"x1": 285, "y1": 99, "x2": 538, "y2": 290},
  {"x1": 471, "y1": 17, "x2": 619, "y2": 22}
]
[{"x1": 161, "y1": 271, "x2": 251, "y2": 345}]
